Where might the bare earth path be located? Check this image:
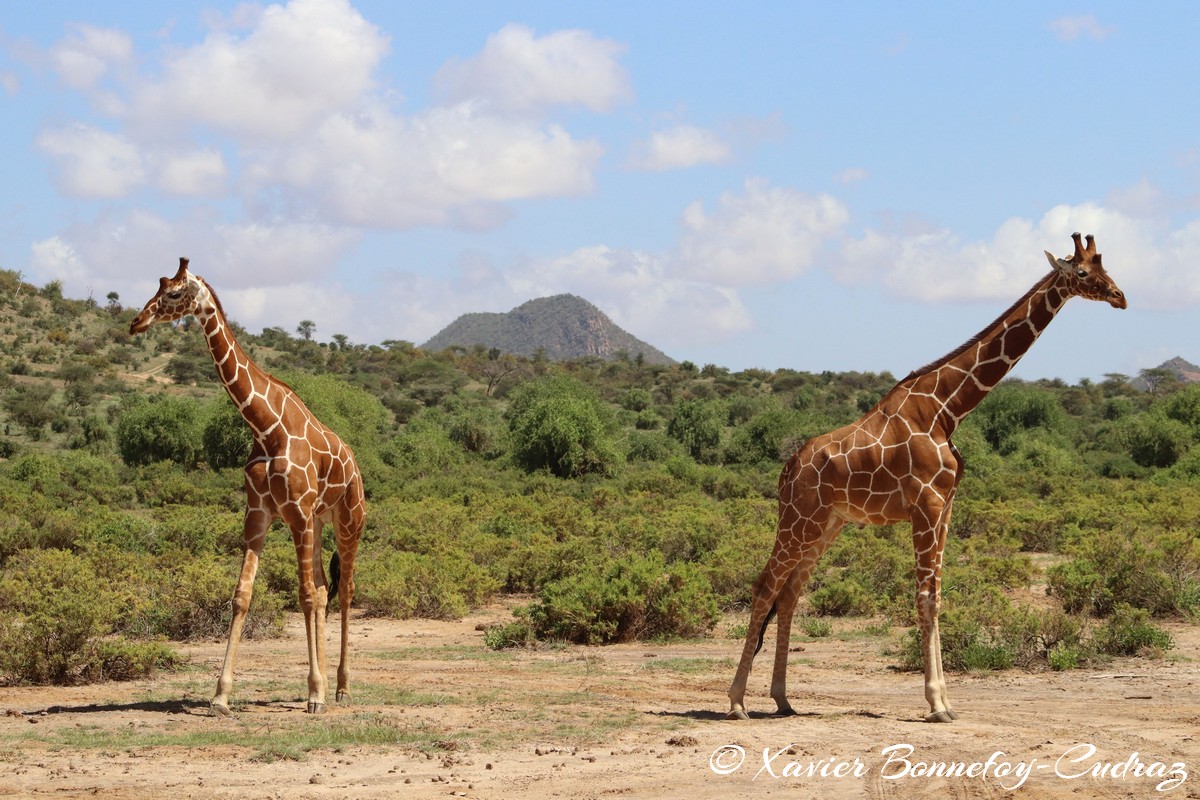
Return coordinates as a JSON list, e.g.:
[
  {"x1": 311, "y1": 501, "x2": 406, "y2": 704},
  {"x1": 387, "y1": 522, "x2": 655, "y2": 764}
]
[{"x1": 1, "y1": 606, "x2": 1196, "y2": 799}]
